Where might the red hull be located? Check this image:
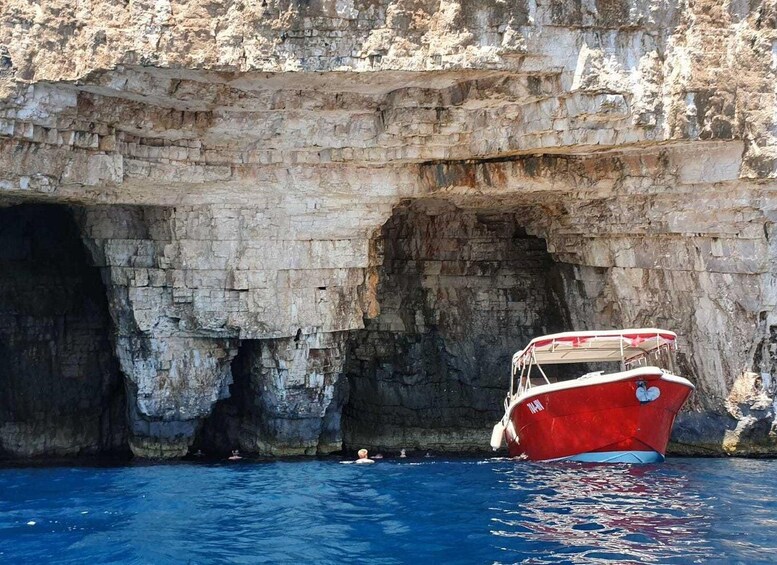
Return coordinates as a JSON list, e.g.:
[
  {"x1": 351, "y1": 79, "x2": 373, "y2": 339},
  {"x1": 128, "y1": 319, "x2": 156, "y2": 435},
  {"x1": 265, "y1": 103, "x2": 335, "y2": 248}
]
[{"x1": 505, "y1": 370, "x2": 693, "y2": 461}]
